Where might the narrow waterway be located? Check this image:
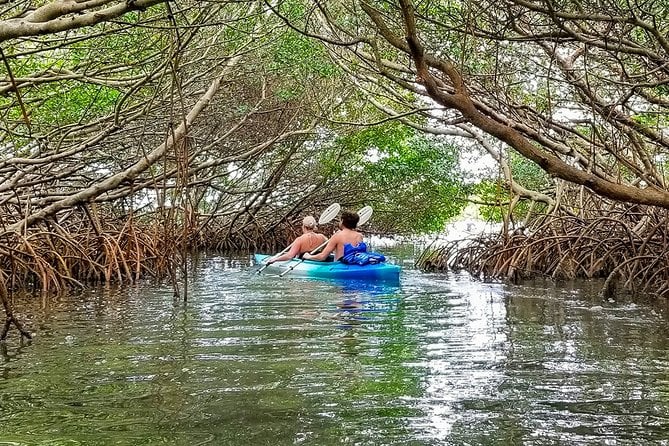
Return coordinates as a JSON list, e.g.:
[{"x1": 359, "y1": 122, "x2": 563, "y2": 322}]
[{"x1": 1, "y1": 249, "x2": 669, "y2": 445}]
